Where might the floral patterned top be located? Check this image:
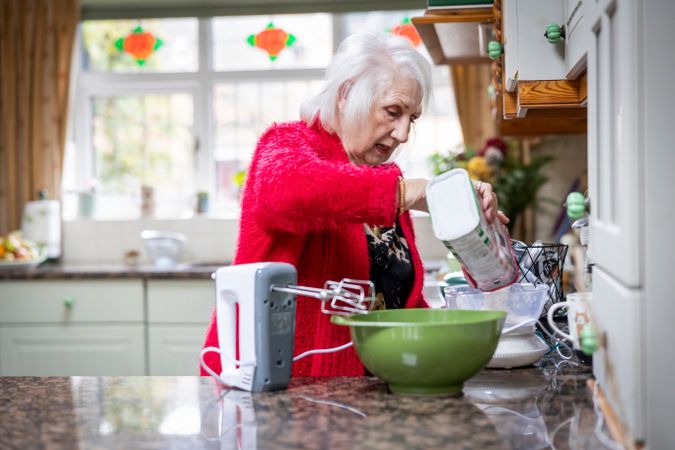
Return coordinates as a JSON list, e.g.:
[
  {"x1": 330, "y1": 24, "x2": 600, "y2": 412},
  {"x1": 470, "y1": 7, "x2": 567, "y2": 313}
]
[{"x1": 364, "y1": 220, "x2": 414, "y2": 310}]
